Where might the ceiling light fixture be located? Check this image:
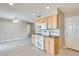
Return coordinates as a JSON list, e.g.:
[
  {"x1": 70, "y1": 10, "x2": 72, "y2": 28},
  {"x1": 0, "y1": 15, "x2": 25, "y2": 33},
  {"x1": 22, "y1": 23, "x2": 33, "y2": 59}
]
[
  {"x1": 12, "y1": 20, "x2": 20, "y2": 23},
  {"x1": 33, "y1": 13, "x2": 36, "y2": 16},
  {"x1": 12, "y1": 17, "x2": 20, "y2": 23},
  {"x1": 46, "y1": 6, "x2": 50, "y2": 9},
  {"x1": 9, "y1": 3, "x2": 14, "y2": 6}
]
